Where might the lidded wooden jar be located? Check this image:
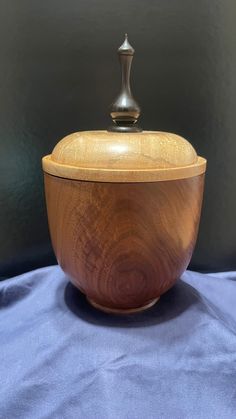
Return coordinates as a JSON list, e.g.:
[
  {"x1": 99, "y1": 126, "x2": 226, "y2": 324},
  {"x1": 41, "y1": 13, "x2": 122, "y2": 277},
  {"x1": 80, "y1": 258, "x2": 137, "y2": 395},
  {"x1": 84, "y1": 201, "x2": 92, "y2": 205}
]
[{"x1": 42, "y1": 36, "x2": 206, "y2": 314}]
